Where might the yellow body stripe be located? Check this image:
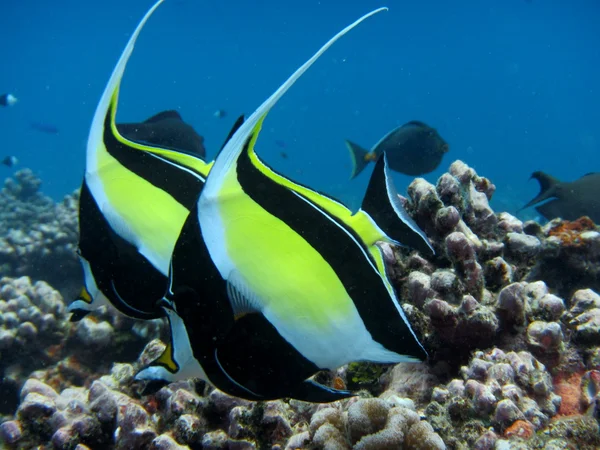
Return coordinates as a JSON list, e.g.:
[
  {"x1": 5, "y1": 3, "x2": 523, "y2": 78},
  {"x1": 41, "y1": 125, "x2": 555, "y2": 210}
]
[
  {"x1": 247, "y1": 124, "x2": 384, "y2": 248},
  {"x1": 221, "y1": 170, "x2": 356, "y2": 329},
  {"x1": 91, "y1": 89, "x2": 212, "y2": 270},
  {"x1": 95, "y1": 146, "x2": 189, "y2": 266},
  {"x1": 218, "y1": 116, "x2": 395, "y2": 329},
  {"x1": 244, "y1": 117, "x2": 397, "y2": 297}
]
